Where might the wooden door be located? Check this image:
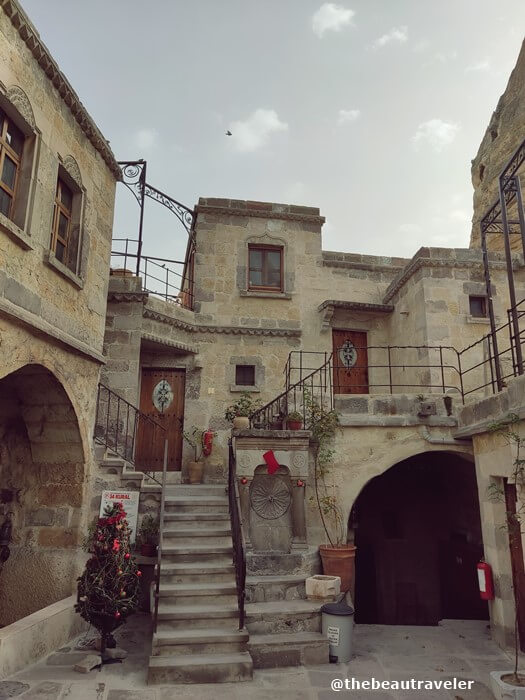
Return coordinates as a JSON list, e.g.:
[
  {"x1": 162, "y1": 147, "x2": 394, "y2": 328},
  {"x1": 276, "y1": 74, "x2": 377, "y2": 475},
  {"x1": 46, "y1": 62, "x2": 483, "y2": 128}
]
[
  {"x1": 332, "y1": 329, "x2": 369, "y2": 394},
  {"x1": 504, "y1": 481, "x2": 525, "y2": 652},
  {"x1": 136, "y1": 368, "x2": 185, "y2": 471}
]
